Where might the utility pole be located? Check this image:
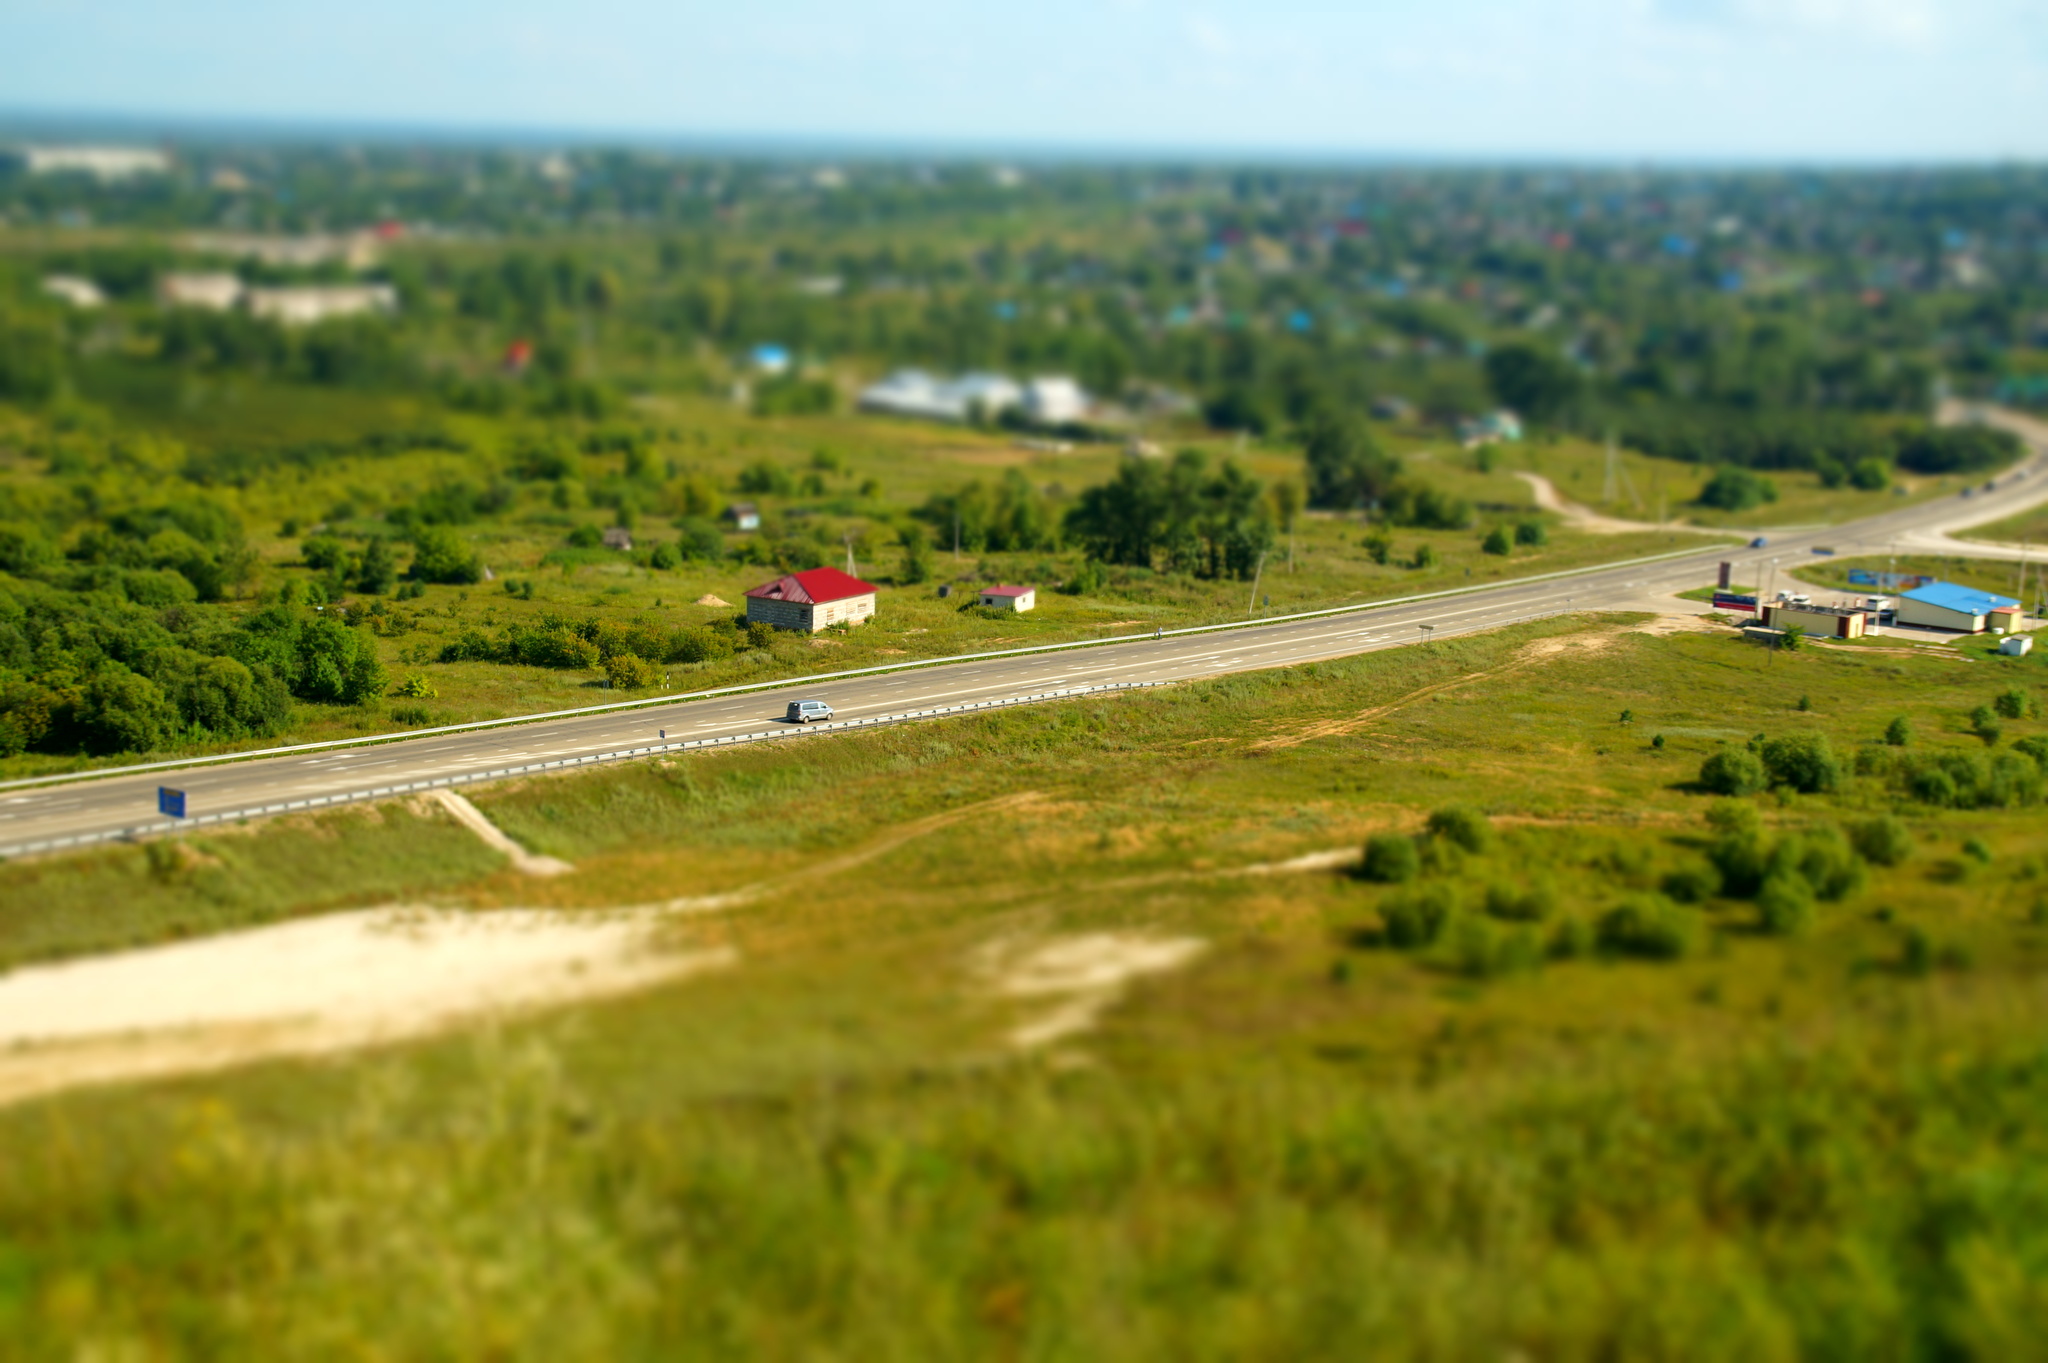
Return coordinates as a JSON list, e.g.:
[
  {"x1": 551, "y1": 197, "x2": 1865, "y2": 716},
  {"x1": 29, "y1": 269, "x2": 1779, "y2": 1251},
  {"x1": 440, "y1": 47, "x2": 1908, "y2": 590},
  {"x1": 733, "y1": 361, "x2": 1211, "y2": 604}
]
[
  {"x1": 1247, "y1": 550, "x2": 1267, "y2": 620},
  {"x1": 843, "y1": 532, "x2": 856, "y2": 576},
  {"x1": 953, "y1": 509, "x2": 961, "y2": 560}
]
